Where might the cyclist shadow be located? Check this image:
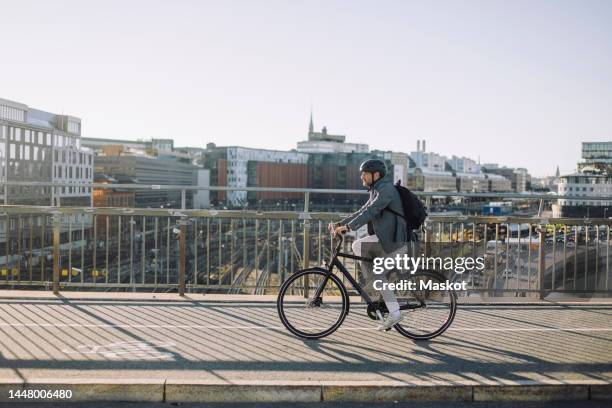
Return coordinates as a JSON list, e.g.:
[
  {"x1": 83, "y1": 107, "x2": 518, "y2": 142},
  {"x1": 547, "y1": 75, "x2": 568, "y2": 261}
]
[
  {"x1": 294, "y1": 314, "x2": 552, "y2": 373},
  {"x1": 300, "y1": 332, "x2": 566, "y2": 385},
  {"x1": 293, "y1": 321, "x2": 436, "y2": 364},
  {"x1": 299, "y1": 336, "x2": 413, "y2": 364}
]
